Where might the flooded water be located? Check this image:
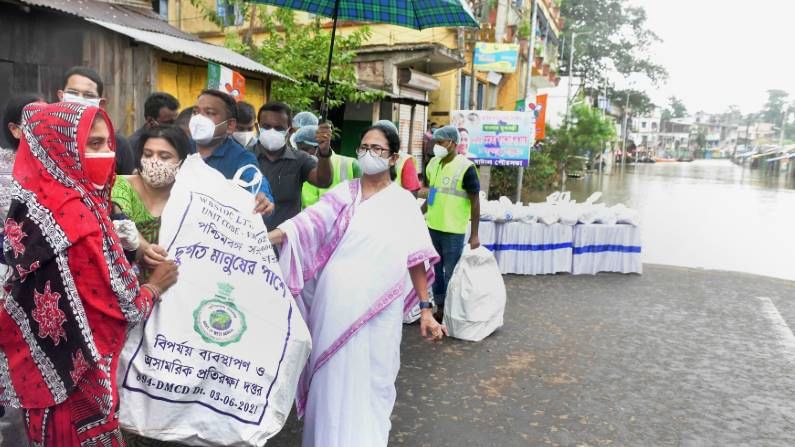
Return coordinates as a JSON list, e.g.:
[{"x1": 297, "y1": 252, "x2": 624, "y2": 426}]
[{"x1": 543, "y1": 160, "x2": 795, "y2": 282}]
